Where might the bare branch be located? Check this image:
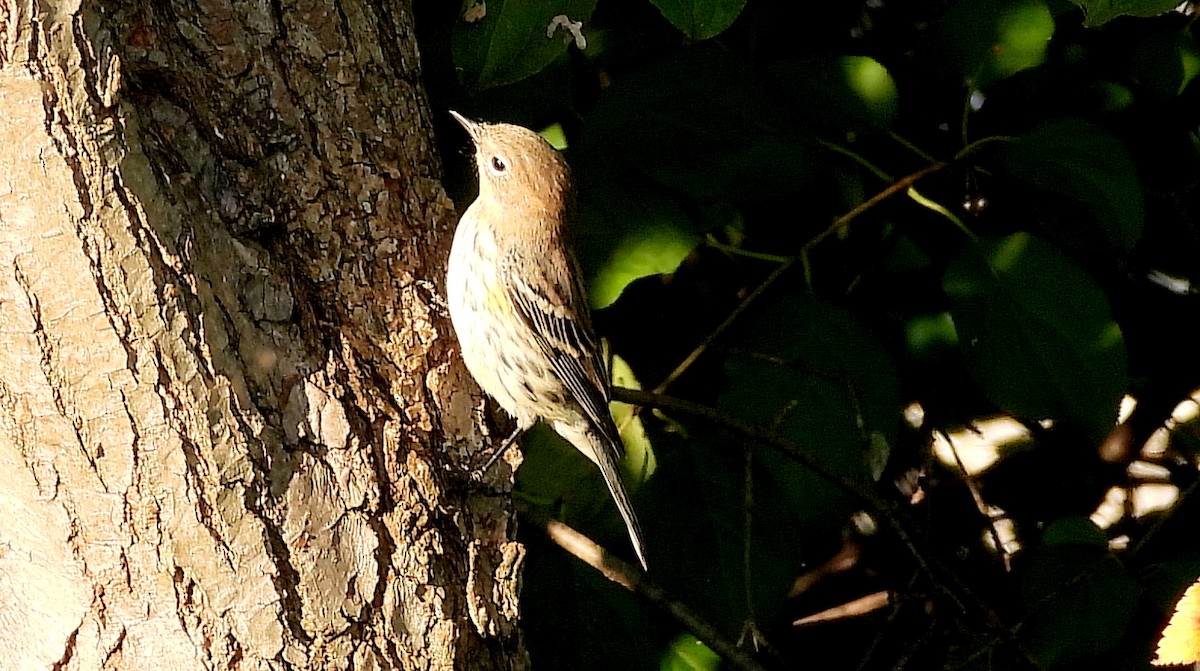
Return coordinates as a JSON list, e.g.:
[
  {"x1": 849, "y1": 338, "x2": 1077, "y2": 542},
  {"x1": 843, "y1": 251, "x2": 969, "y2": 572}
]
[{"x1": 520, "y1": 505, "x2": 774, "y2": 671}]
